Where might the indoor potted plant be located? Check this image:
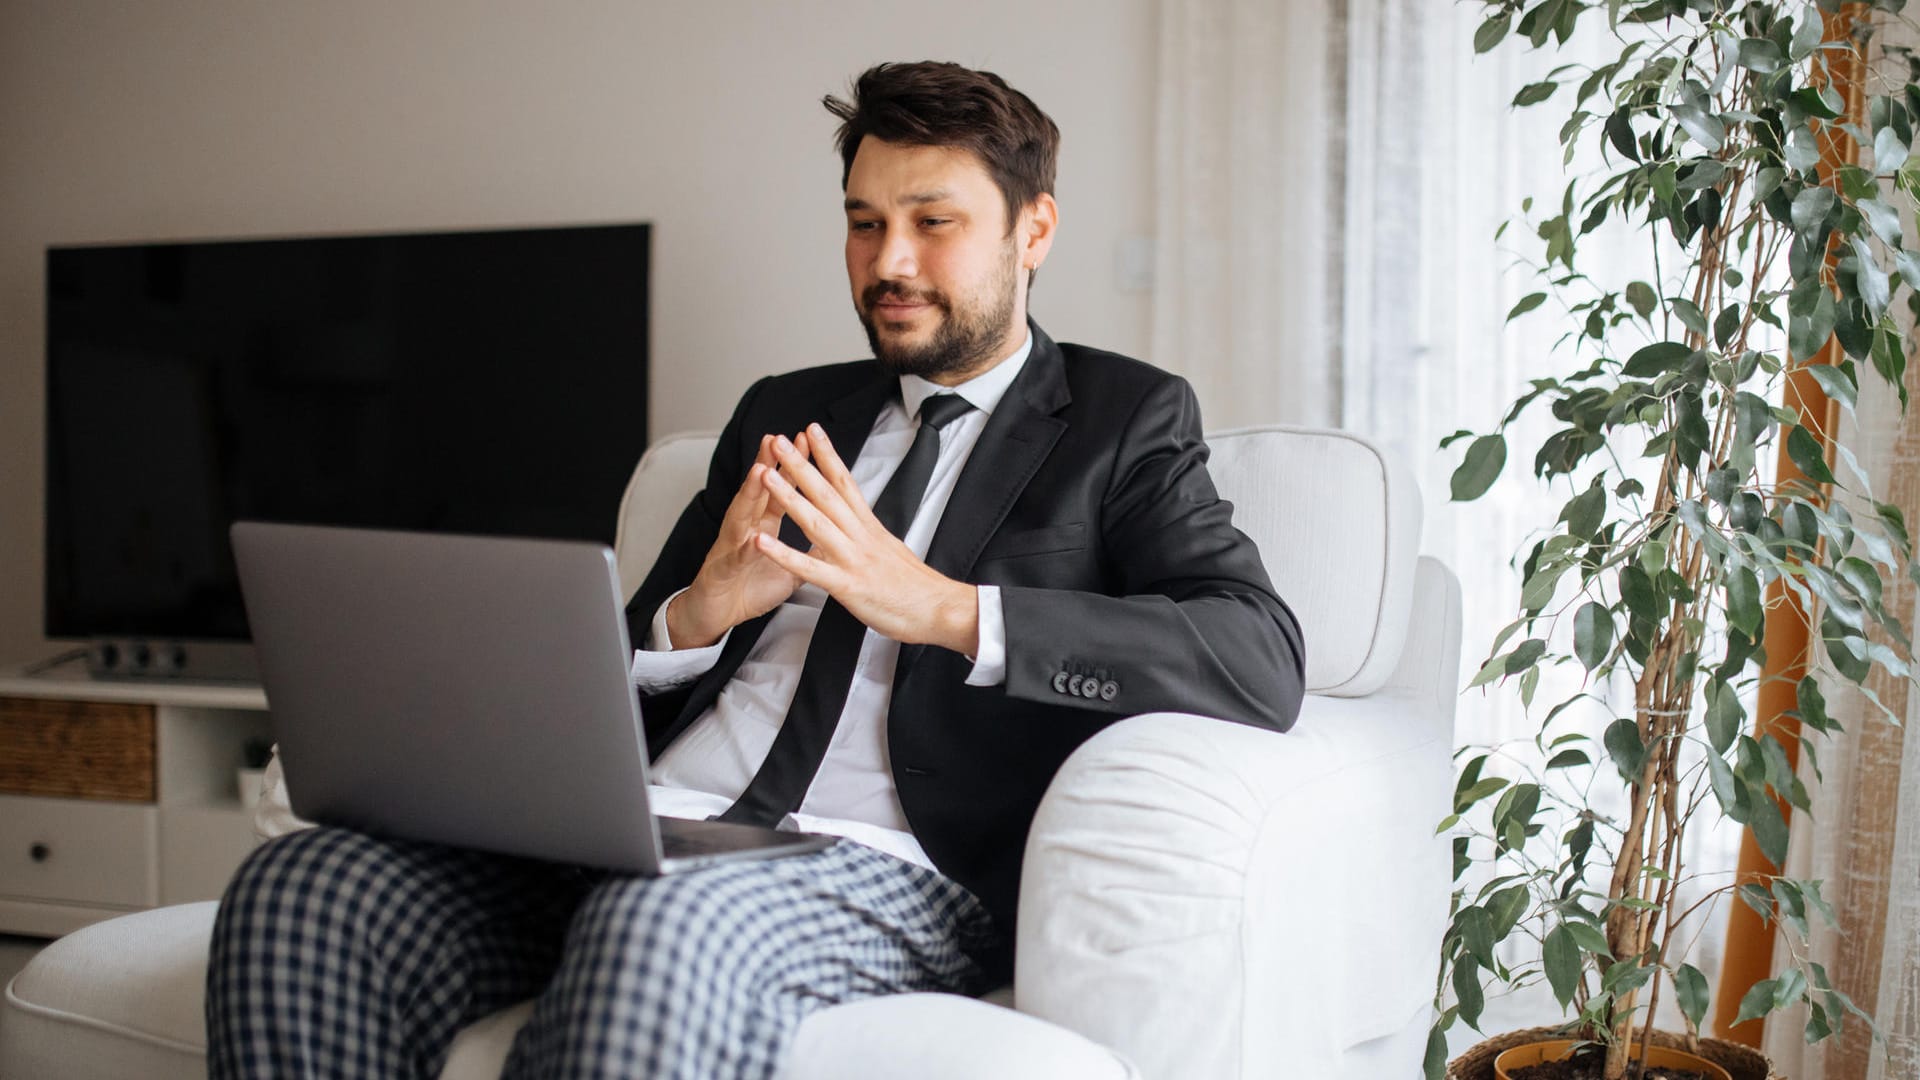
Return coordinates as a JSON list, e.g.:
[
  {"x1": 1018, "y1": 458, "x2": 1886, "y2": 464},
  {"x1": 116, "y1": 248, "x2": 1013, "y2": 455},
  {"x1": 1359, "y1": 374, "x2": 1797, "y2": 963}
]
[{"x1": 1429, "y1": 1, "x2": 1917, "y2": 1078}]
